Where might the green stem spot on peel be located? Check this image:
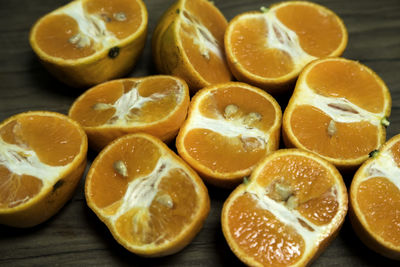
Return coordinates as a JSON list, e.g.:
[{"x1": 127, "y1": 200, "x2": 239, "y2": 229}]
[
  {"x1": 176, "y1": 8, "x2": 180, "y2": 14},
  {"x1": 260, "y1": 6, "x2": 269, "y2": 13},
  {"x1": 369, "y1": 150, "x2": 379, "y2": 158},
  {"x1": 243, "y1": 176, "x2": 249, "y2": 185},
  {"x1": 381, "y1": 117, "x2": 390, "y2": 127}
]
